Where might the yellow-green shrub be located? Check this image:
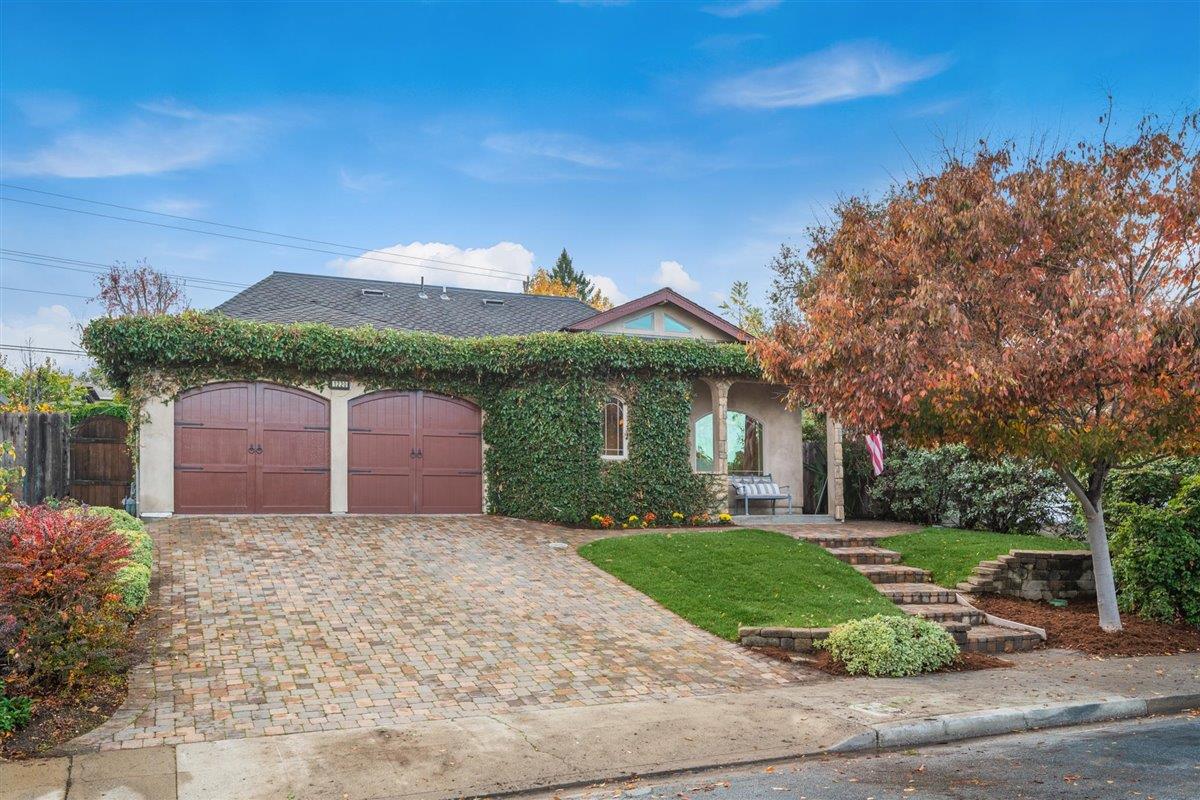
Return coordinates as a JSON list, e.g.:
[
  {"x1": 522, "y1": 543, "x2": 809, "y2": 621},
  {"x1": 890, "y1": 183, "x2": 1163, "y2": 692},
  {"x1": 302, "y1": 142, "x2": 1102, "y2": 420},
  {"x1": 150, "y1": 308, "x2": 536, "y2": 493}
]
[
  {"x1": 822, "y1": 614, "x2": 959, "y2": 677},
  {"x1": 113, "y1": 562, "x2": 151, "y2": 612}
]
